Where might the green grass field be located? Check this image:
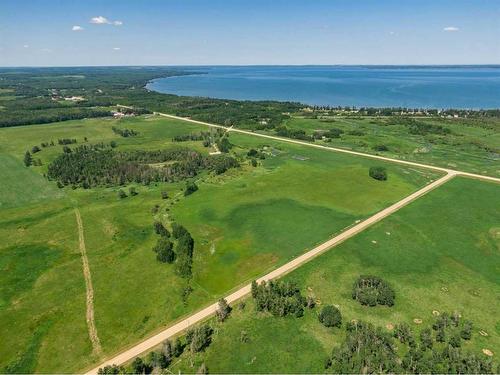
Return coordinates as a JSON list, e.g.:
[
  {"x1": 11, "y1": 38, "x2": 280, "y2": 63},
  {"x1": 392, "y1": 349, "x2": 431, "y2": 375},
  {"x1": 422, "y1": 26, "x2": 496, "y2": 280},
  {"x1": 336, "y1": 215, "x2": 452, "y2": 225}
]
[
  {"x1": 275, "y1": 115, "x2": 500, "y2": 177},
  {"x1": 0, "y1": 114, "x2": 452, "y2": 372},
  {"x1": 168, "y1": 177, "x2": 500, "y2": 373}
]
